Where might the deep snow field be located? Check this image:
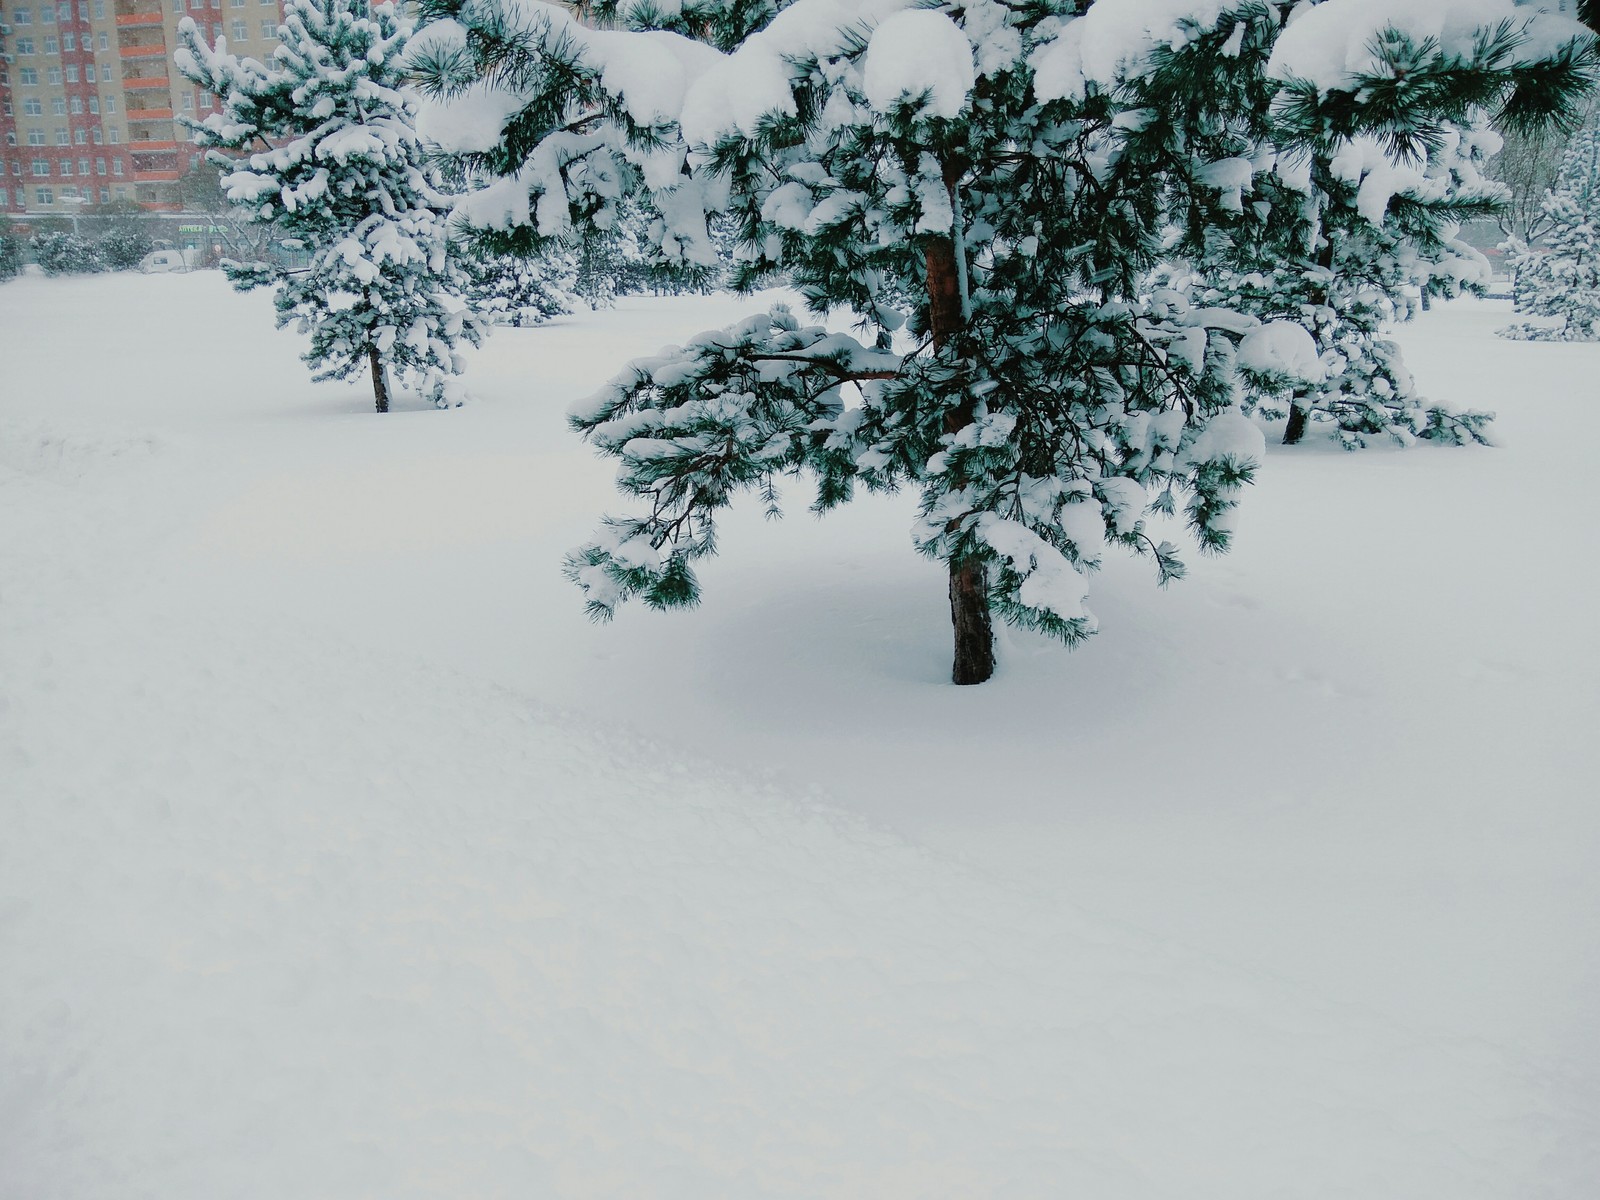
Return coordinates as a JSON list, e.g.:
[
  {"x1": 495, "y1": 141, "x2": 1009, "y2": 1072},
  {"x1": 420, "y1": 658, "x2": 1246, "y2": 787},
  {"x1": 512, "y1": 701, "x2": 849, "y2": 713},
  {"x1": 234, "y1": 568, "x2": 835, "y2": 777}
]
[{"x1": 2, "y1": 271, "x2": 1597, "y2": 1198}]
